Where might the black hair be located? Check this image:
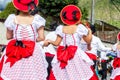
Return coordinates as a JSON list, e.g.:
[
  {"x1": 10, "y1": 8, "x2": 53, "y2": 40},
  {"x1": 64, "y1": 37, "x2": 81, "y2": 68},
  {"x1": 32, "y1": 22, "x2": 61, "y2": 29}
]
[
  {"x1": 17, "y1": 0, "x2": 38, "y2": 15},
  {"x1": 62, "y1": 11, "x2": 67, "y2": 19},
  {"x1": 28, "y1": 0, "x2": 38, "y2": 15},
  {"x1": 16, "y1": 10, "x2": 20, "y2": 15},
  {"x1": 90, "y1": 24, "x2": 96, "y2": 34},
  {"x1": 49, "y1": 21, "x2": 59, "y2": 31},
  {"x1": 62, "y1": 10, "x2": 79, "y2": 21},
  {"x1": 72, "y1": 10, "x2": 79, "y2": 20}
]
